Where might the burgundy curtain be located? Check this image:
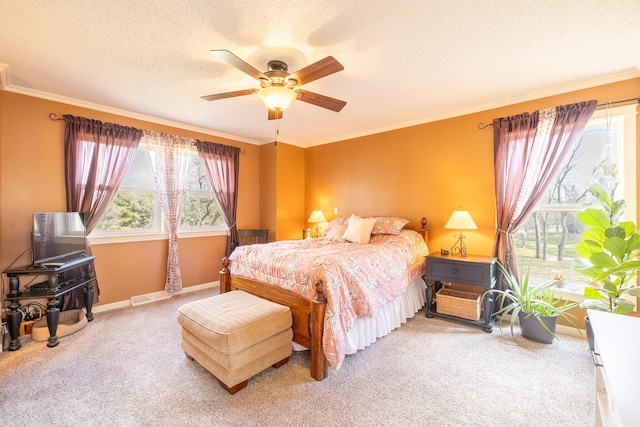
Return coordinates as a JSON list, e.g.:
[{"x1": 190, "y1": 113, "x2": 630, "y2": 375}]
[
  {"x1": 195, "y1": 140, "x2": 241, "y2": 256},
  {"x1": 63, "y1": 115, "x2": 143, "y2": 308},
  {"x1": 492, "y1": 100, "x2": 597, "y2": 281}
]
